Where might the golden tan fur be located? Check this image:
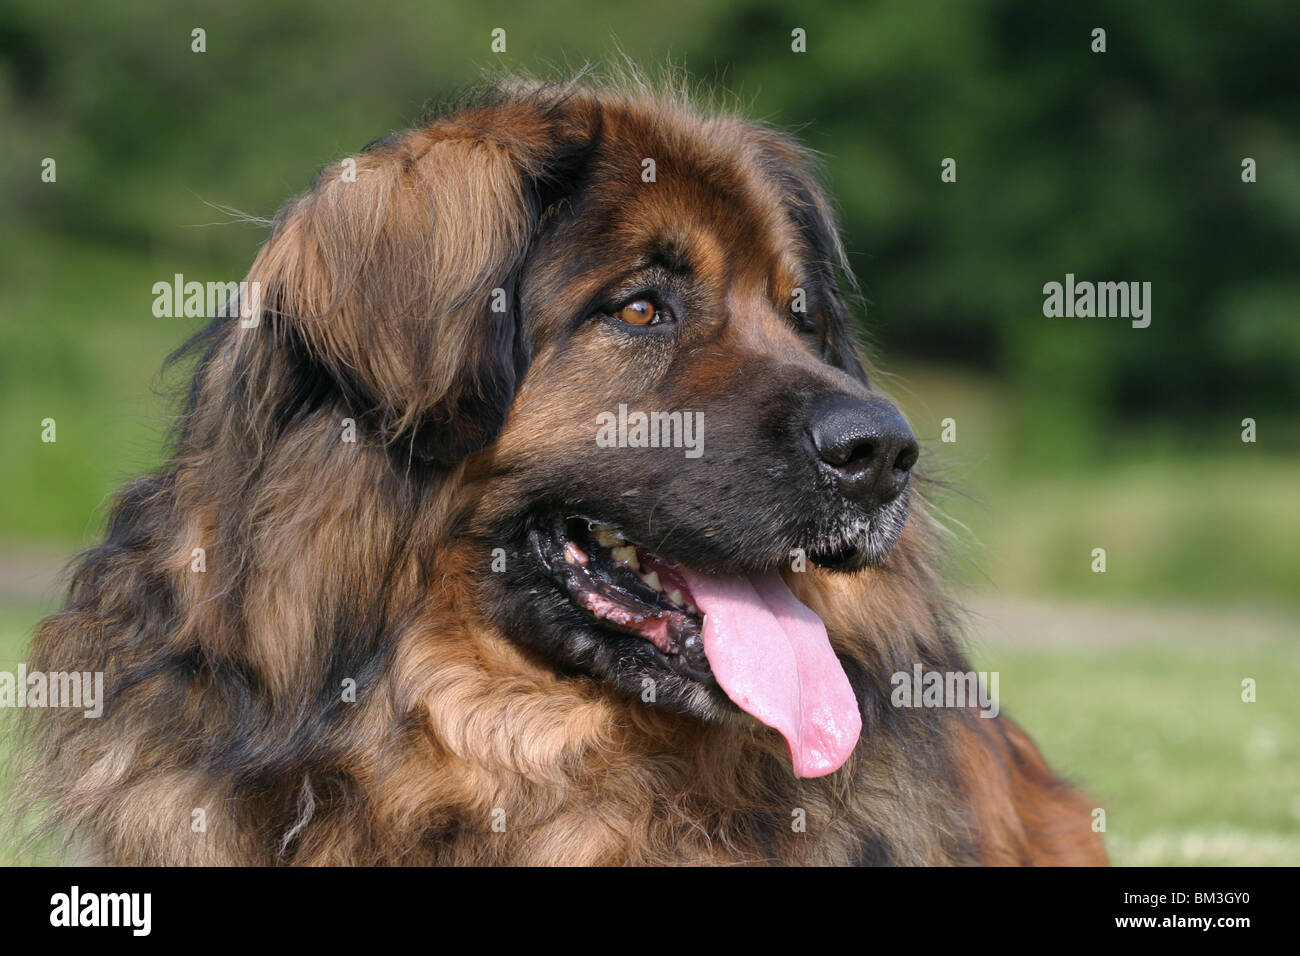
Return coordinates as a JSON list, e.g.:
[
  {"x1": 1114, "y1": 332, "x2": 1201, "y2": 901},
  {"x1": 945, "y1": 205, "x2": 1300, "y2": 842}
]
[{"x1": 20, "y1": 78, "x2": 1105, "y2": 866}]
